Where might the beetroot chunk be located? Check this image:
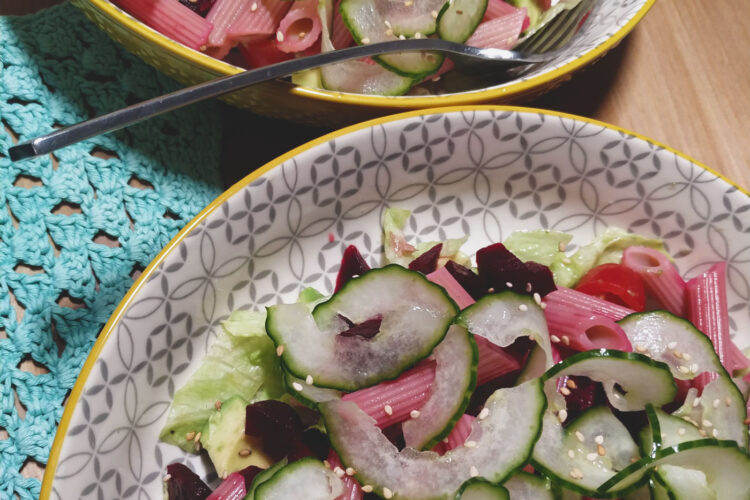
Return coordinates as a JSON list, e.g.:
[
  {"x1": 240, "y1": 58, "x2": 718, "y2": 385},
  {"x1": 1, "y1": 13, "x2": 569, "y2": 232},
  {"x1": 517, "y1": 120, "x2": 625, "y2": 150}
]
[
  {"x1": 335, "y1": 245, "x2": 370, "y2": 292},
  {"x1": 476, "y1": 243, "x2": 556, "y2": 297},
  {"x1": 165, "y1": 463, "x2": 212, "y2": 500},
  {"x1": 238, "y1": 465, "x2": 264, "y2": 490},
  {"x1": 444, "y1": 260, "x2": 487, "y2": 300},
  {"x1": 408, "y1": 243, "x2": 442, "y2": 274},
  {"x1": 339, "y1": 315, "x2": 383, "y2": 339},
  {"x1": 245, "y1": 400, "x2": 320, "y2": 462}
]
